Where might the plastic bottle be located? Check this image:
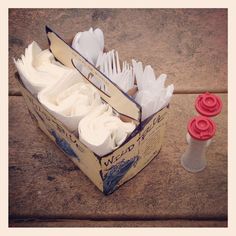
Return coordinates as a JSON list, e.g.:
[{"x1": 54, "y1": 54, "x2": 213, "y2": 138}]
[{"x1": 181, "y1": 115, "x2": 216, "y2": 173}]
